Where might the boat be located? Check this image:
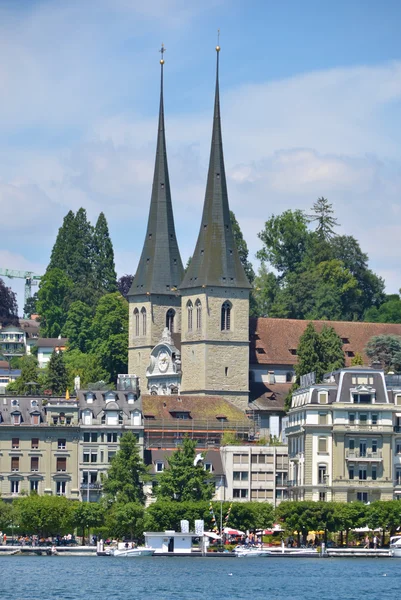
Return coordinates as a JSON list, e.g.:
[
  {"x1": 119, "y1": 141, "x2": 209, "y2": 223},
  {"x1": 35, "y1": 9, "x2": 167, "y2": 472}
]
[
  {"x1": 268, "y1": 546, "x2": 318, "y2": 556},
  {"x1": 111, "y1": 546, "x2": 155, "y2": 557},
  {"x1": 390, "y1": 536, "x2": 401, "y2": 557},
  {"x1": 234, "y1": 545, "x2": 272, "y2": 557}
]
